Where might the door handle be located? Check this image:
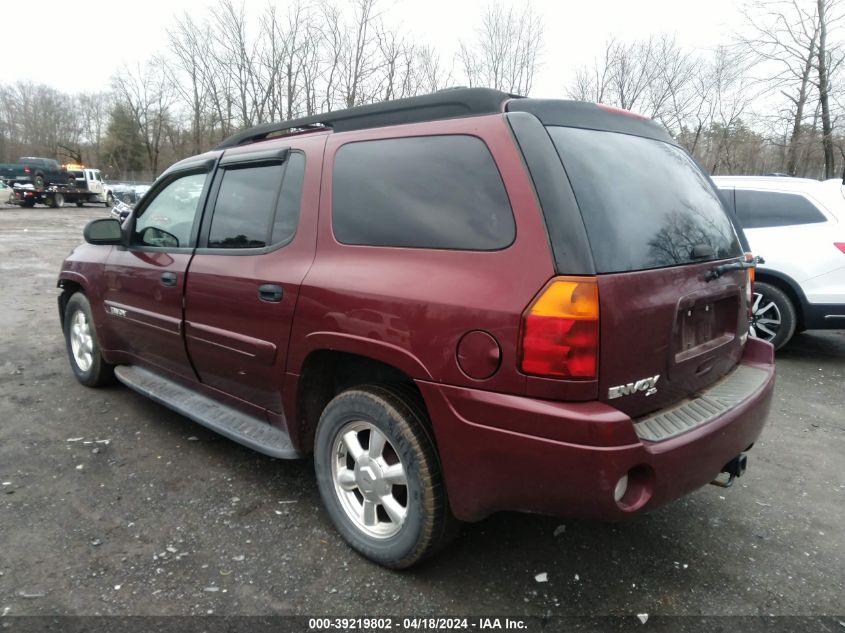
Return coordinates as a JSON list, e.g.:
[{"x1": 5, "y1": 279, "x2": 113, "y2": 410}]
[
  {"x1": 160, "y1": 272, "x2": 178, "y2": 287},
  {"x1": 258, "y1": 283, "x2": 284, "y2": 302}
]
